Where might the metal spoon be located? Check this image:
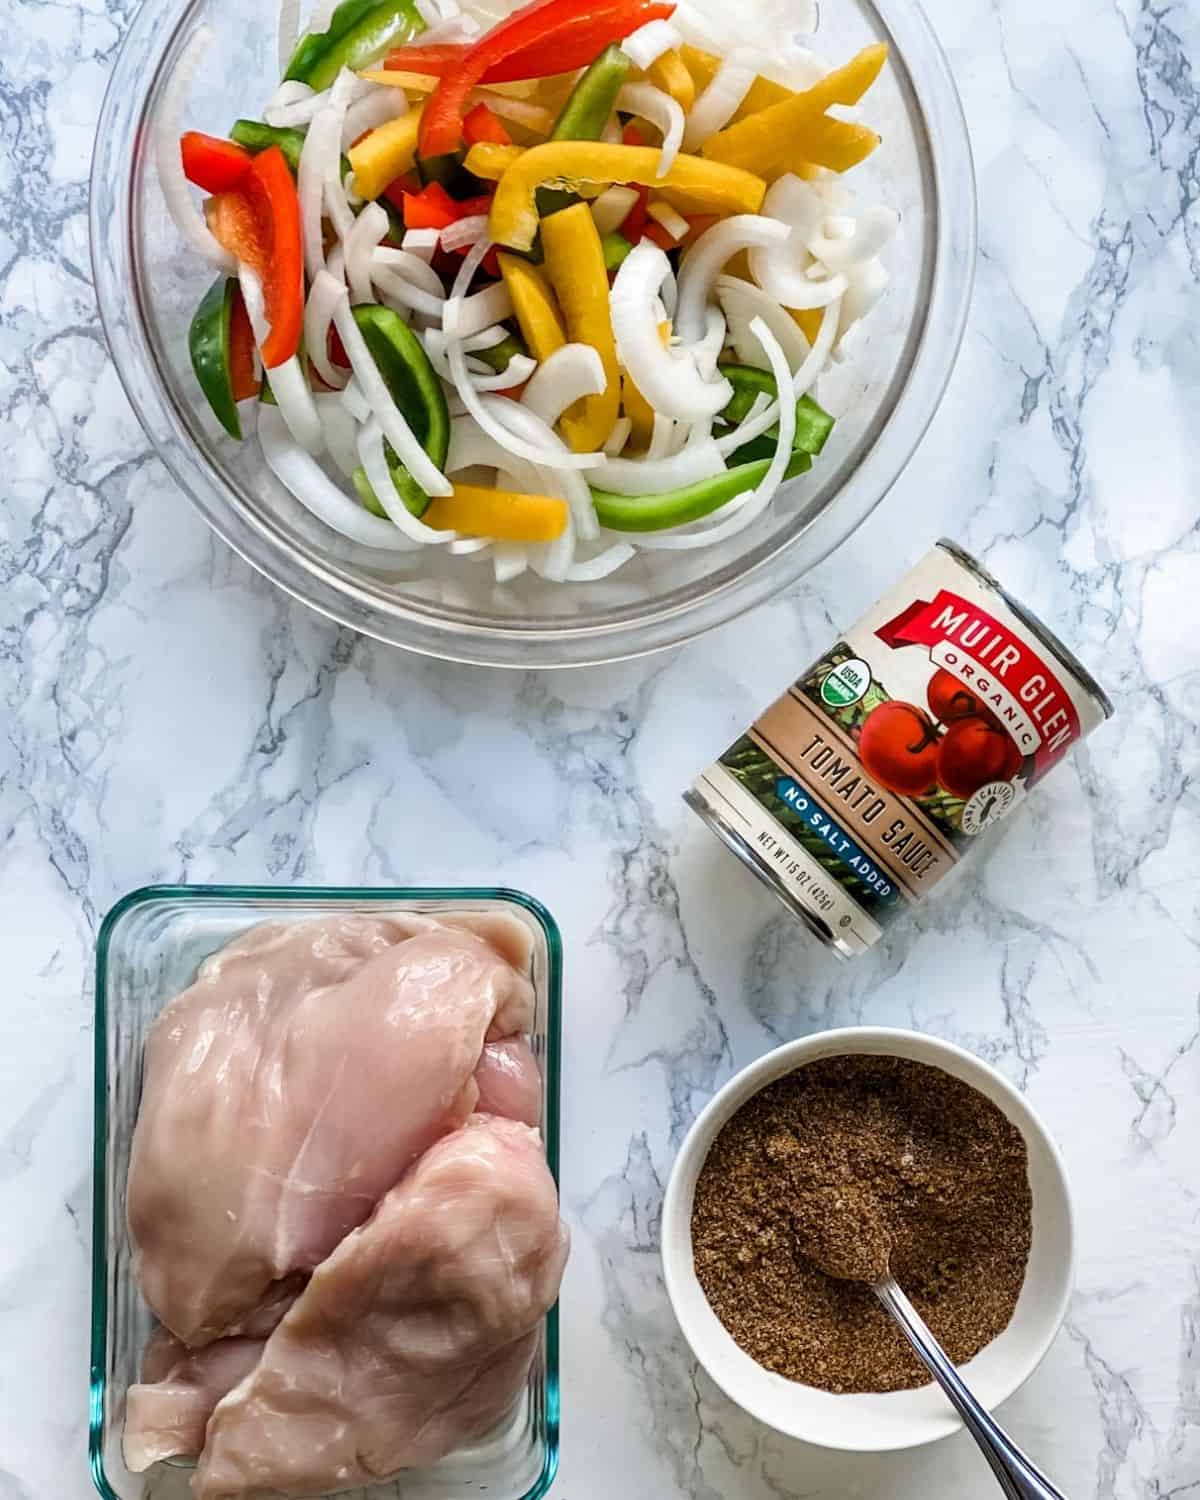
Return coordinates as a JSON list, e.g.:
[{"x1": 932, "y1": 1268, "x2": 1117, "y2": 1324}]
[{"x1": 873, "y1": 1274, "x2": 1067, "y2": 1500}]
